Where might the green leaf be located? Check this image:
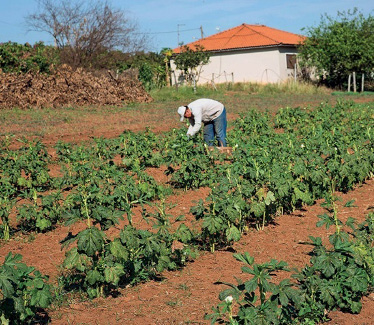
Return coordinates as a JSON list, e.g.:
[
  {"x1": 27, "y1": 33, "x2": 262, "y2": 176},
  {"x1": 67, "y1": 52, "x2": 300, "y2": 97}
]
[
  {"x1": 104, "y1": 264, "x2": 125, "y2": 286},
  {"x1": 345, "y1": 267, "x2": 368, "y2": 292},
  {"x1": 202, "y1": 215, "x2": 223, "y2": 234},
  {"x1": 279, "y1": 290, "x2": 289, "y2": 306},
  {"x1": 264, "y1": 191, "x2": 276, "y2": 205},
  {"x1": 13, "y1": 295, "x2": 27, "y2": 319},
  {"x1": 308, "y1": 236, "x2": 323, "y2": 246},
  {"x1": 218, "y1": 287, "x2": 240, "y2": 301},
  {"x1": 233, "y1": 252, "x2": 254, "y2": 266},
  {"x1": 36, "y1": 217, "x2": 52, "y2": 231},
  {"x1": 4, "y1": 252, "x2": 23, "y2": 267},
  {"x1": 0, "y1": 271, "x2": 15, "y2": 297},
  {"x1": 32, "y1": 277, "x2": 45, "y2": 289},
  {"x1": 77, "y1": 227, "x2": 105, "y2": 256},
  {"x1": 17, "y1": 177, "x2": 31, "y2": 188},
  {"x1": 0, "y1": 314, "x2": 9, "y2": 325},
  {"x1": 86, "y1": 269, "x2": 103, "y2": 286},
  {"x1": 294, "y1": 187, "x2": 313, "y2": 205},
  {"x1": 350, "y1": 300, "x2": 362, "y2": 314},
  {"x1": 320, "y1": 283, "x2": 336, "y2": 307},
  {"x1": 109, "y1": 239, "x2": 129, "y2": 260},
  {"x1": 226, "y1": 225, "x2": 241, "y2": 242},
  {"x1": 316, "y1": 213, "x2": 334, "y2": 229},
  {"x1": 314, "y1": 254, "x2": 337, "y2": 278},
  {"x1": 345, "y1": 217, "x2": 356, "y2": 230},
  {"x1": 250, "y1": 201, "x2": 265, "y2": 218},
  {"x1": 344, "y1": 199, "x2": 357, "y2": 207},
  {"x1": 29, "y1": 286, "x2": 52, "y2": 308},
  {"x1": 175, "y1": 223, "x2": 193, "y2": 243},
  {"x1": 63, "y1": 247, "x2": 89, "y2": 271},
  {"x1": 244, "y1": 278, "x2": 258, "y2": 293}
]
